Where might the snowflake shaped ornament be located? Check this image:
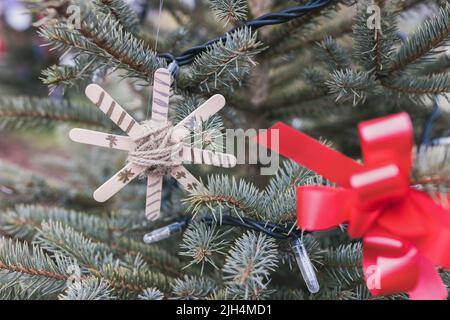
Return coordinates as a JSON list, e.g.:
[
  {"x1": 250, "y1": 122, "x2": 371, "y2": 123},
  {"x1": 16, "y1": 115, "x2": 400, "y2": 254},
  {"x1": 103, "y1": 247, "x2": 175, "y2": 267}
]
[{"x1": 69, "y1": 68, "x2": 237, "y2": 220}]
